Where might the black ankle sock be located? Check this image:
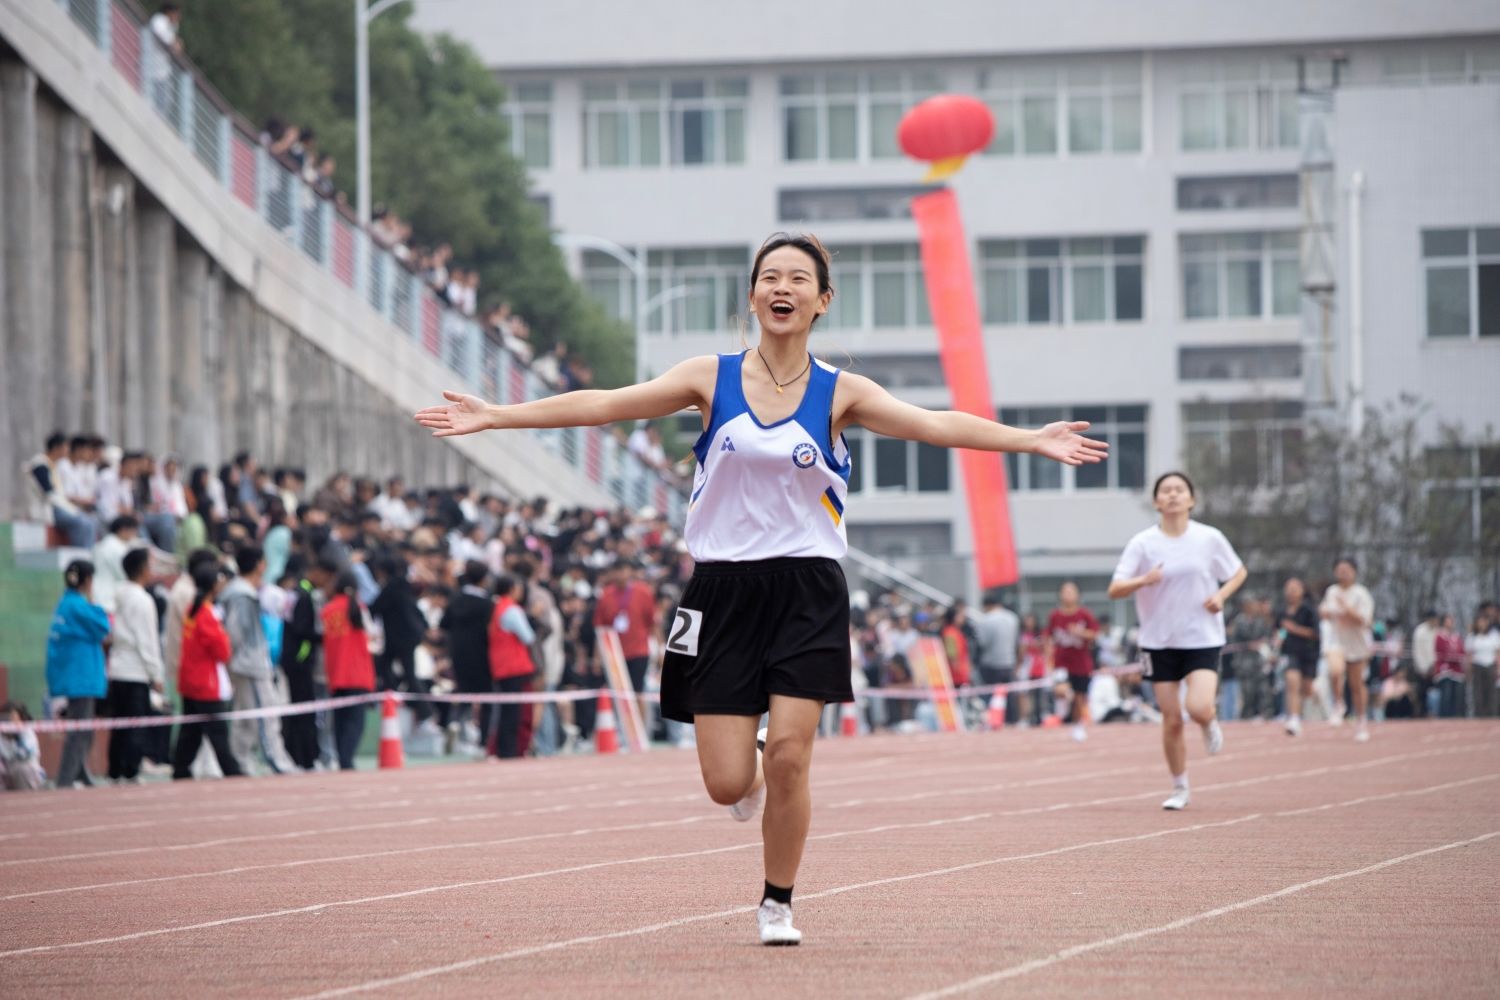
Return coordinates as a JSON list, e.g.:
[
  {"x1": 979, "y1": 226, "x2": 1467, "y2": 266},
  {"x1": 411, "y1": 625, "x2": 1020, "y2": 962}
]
[{"x1": 763, "y1": 880, "x2": 793, "y2": 906}]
